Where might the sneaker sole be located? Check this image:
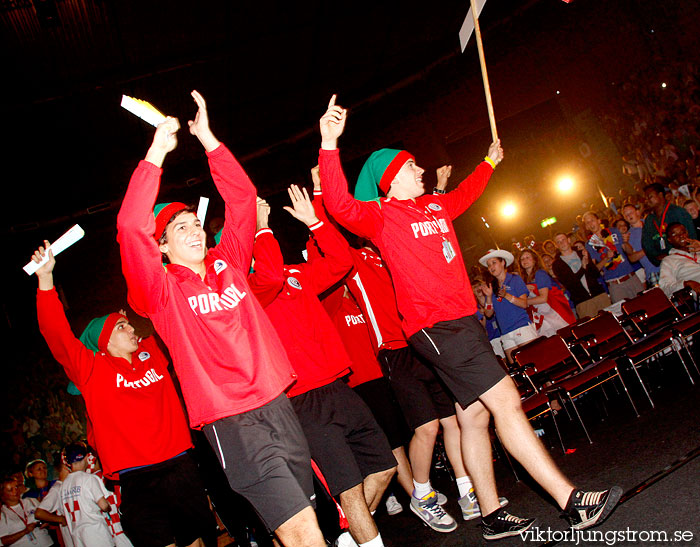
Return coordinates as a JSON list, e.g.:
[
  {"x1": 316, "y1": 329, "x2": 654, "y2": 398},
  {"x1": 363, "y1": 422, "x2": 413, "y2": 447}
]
[
  {"x1": 409, "y1": 504, "x2": 458, "y2": 533},
  {"x1": 462, "y1": 510, "x2": 481, "y2": 521},
  {"x1": 483, "y1": 518, "x2": 536, "y2": 541},
  {"x1": 571, "y1": 486, "x2": 623, "y2": 531},
  {"x1": 387, "y1": 506, "x2": 403, "y2": 516}
]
